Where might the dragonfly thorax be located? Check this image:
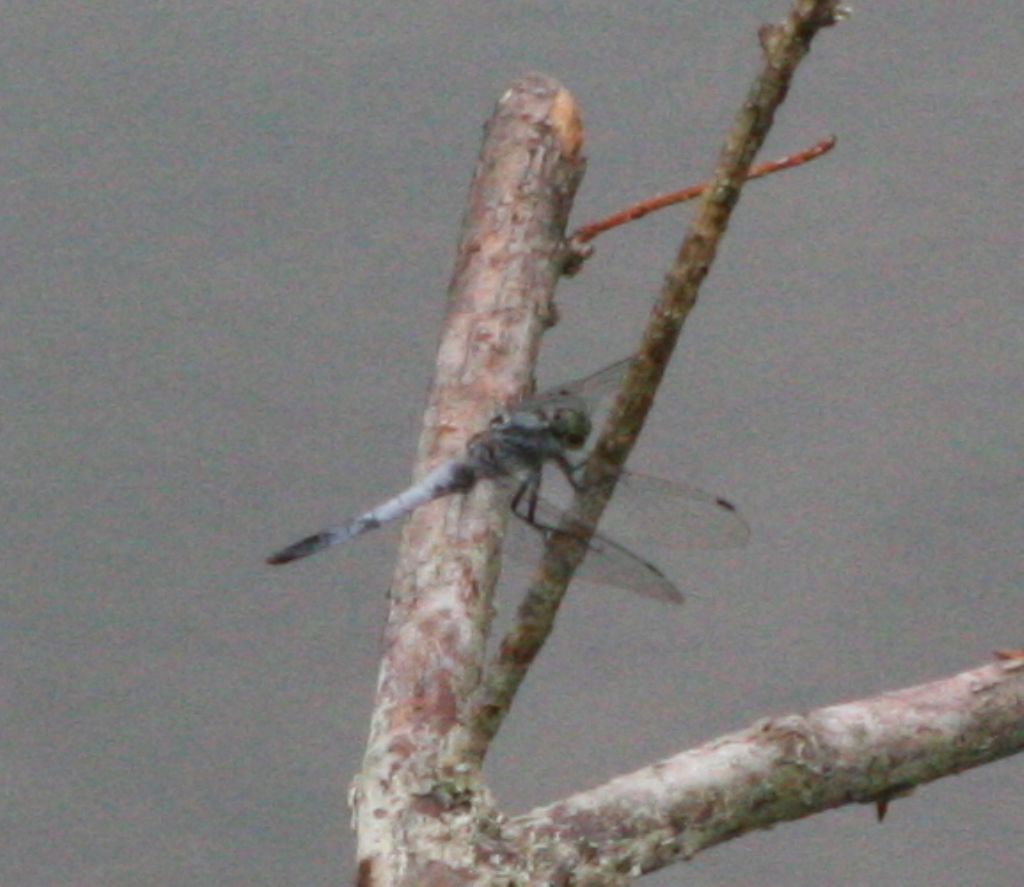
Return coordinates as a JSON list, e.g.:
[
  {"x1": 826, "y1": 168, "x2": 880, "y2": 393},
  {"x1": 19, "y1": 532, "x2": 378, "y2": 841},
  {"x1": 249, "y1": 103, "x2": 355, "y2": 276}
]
[
  {"x1": 489, "y1": 402, "x2": 592, "y2": 449},
  {"x1": 462, "y1": 401, "x2": 589, "y2": 484}
]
